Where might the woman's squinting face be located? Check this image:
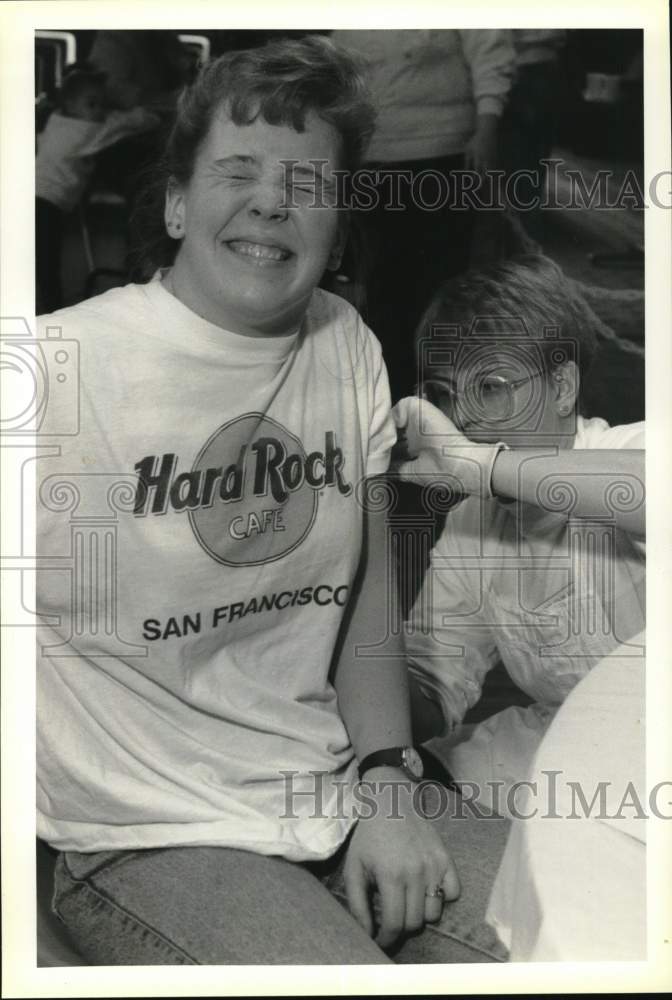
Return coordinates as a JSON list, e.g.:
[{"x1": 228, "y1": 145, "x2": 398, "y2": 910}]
[{"x1": 166, "y1": 107, "x2": 344, "y2": 337}]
